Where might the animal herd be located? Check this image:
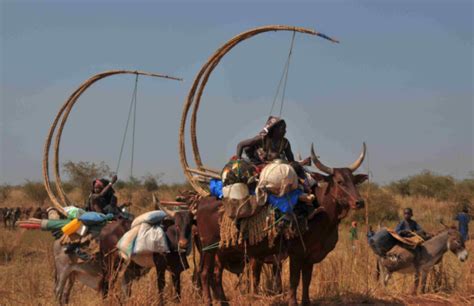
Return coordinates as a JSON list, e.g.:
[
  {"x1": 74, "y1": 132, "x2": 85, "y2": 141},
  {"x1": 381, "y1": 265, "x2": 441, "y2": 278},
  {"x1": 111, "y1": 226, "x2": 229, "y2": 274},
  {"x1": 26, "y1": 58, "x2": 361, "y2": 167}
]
[{"x1": 0, "y1": 206, "x2": 50, "y2": 229}]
